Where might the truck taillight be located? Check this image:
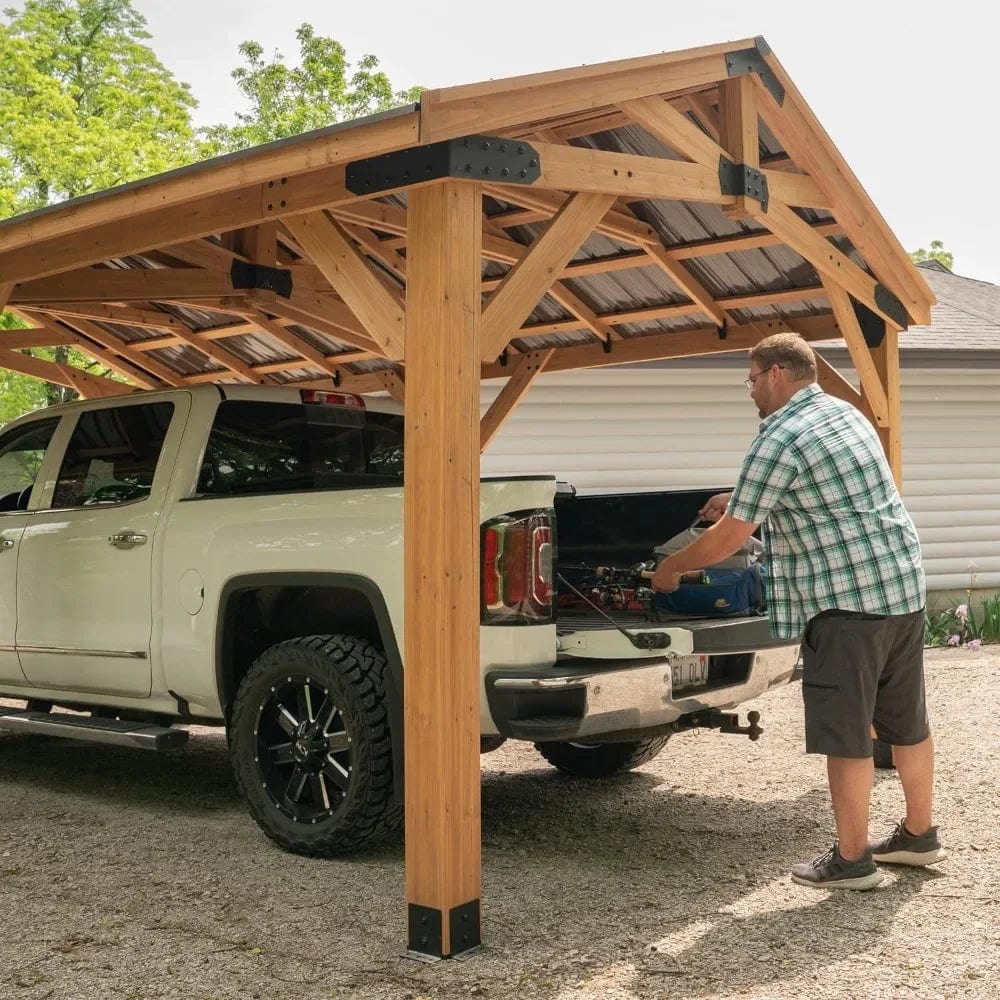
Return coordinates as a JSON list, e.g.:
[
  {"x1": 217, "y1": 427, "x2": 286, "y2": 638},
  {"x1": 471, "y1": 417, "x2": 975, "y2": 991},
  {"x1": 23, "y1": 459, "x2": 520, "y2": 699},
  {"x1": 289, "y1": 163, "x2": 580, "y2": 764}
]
[
  {"x1": 299, "y1": 389, "x2": 365, "y2": 408},
  {"x1": 481, "y1": 509, "x2": 555, "y2": 625}
]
